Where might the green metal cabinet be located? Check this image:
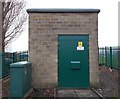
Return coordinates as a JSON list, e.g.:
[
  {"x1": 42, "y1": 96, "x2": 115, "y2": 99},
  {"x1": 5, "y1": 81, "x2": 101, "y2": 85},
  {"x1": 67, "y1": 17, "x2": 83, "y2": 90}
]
[
  {"x1": 58, "y1": 35, "x2": 89, "y2": 88},
  {"x1": 0, "y1": 52, "x2": 3, "y2": 79},
  {"x1": 10, "y1": 61, "x2": 31, "y2": 98}
]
